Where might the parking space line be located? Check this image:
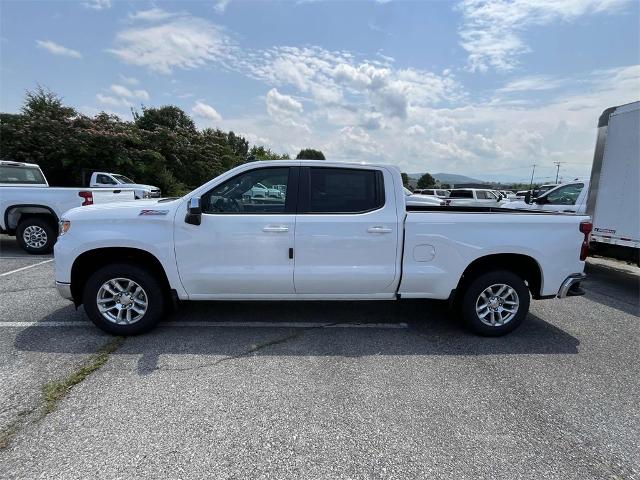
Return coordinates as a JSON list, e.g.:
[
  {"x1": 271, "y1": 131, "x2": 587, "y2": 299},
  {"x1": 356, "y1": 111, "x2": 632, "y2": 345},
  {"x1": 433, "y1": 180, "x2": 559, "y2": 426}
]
[
  {"x1": 0, "y1": 259, "x2": 53, "y2": 277},
  {"x1": 0, "y1": 321, "x2": 408, "y2": 329}
]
